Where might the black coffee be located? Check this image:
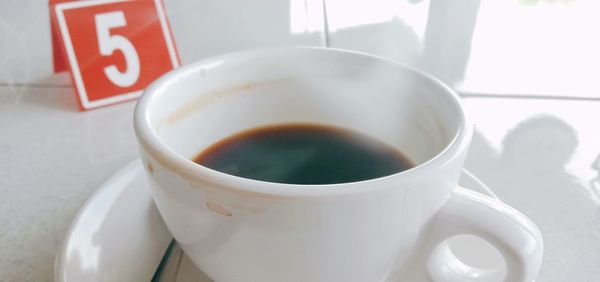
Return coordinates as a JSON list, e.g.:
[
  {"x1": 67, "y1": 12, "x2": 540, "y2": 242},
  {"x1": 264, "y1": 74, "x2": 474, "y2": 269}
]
[{"x1": 193, "y1": 124, "x2": 413, "y2": 185}]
